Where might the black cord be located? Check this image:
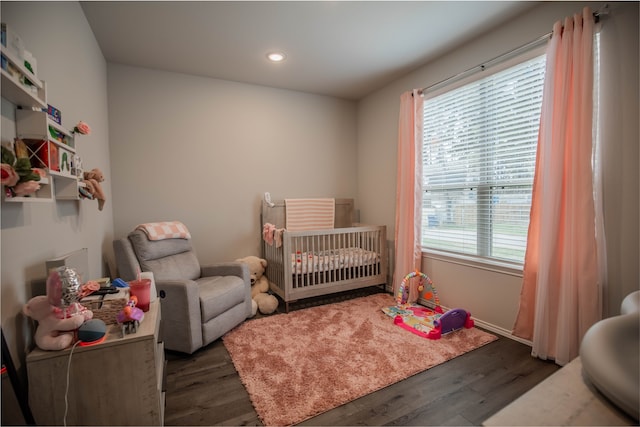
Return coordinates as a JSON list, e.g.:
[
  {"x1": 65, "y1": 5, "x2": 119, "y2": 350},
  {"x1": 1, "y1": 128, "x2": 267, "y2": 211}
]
[{"x1": 1, "y1": 329, "x2": 36, "y2": 425}]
